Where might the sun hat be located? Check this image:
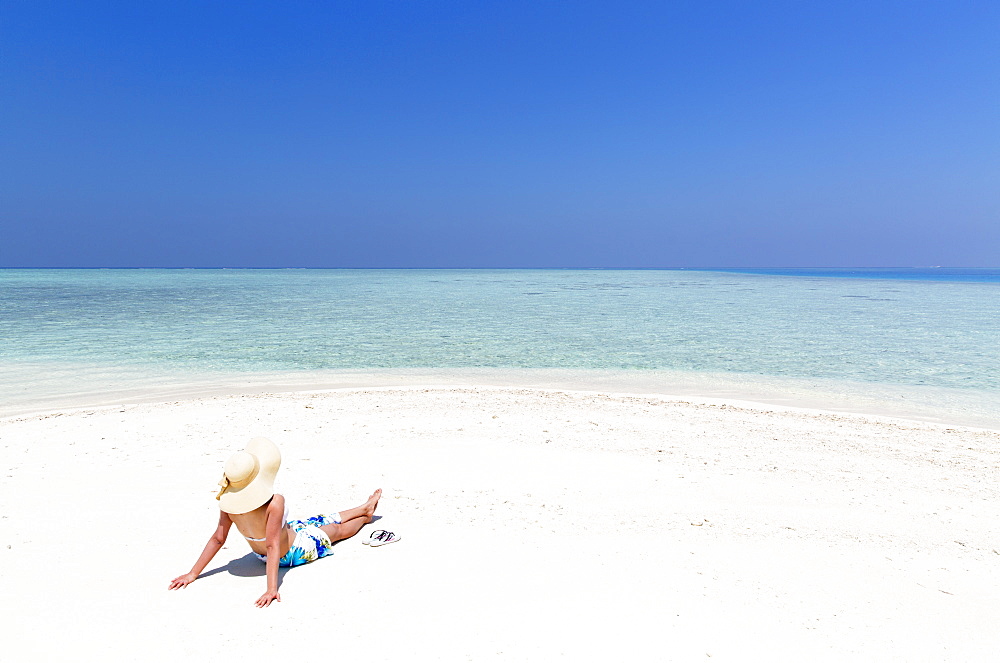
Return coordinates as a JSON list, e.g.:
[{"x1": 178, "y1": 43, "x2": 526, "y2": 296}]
[{"x1": 215, "y1": 437, "x2": 281, "y2": 514}]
